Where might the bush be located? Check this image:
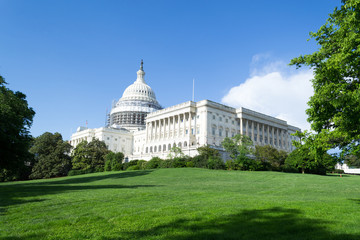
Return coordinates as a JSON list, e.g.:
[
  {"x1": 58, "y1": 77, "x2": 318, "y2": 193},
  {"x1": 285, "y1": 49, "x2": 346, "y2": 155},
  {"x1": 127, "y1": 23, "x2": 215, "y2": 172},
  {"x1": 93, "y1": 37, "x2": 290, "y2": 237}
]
[
  {"x1": 161, "y1": 159, "x2": 174, "y2": 168},
  {"x1": 122, "y1": 160, "x2": 139, "y2": 170},
  {"x1": 127, "y1": 165, "x2": 140, "y2": 170},
  {"x1": 145, "y1": 157, "x2": 163, "y2": 169},
  {"x1": 137, "y1": 160, "x2": 147, "y2": 170},
  {"x1": 173, "y1": 158, "x2": 186, "y2": 168},
  {"x1": 332, "y1": 169, "x2": 345, "y2": 174},
  {"x1": 186, "y1": 161, "x2": 194, "y2": 168},
  {"x1": 68, "y1": 169, "x2": 95, "y2": 176},
  {"x1": 192, "y1": 155, "x2": 208, "y2": 168},
  {"x1": 207, "y1": 157, "x2": 225, "y2": 170}
]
